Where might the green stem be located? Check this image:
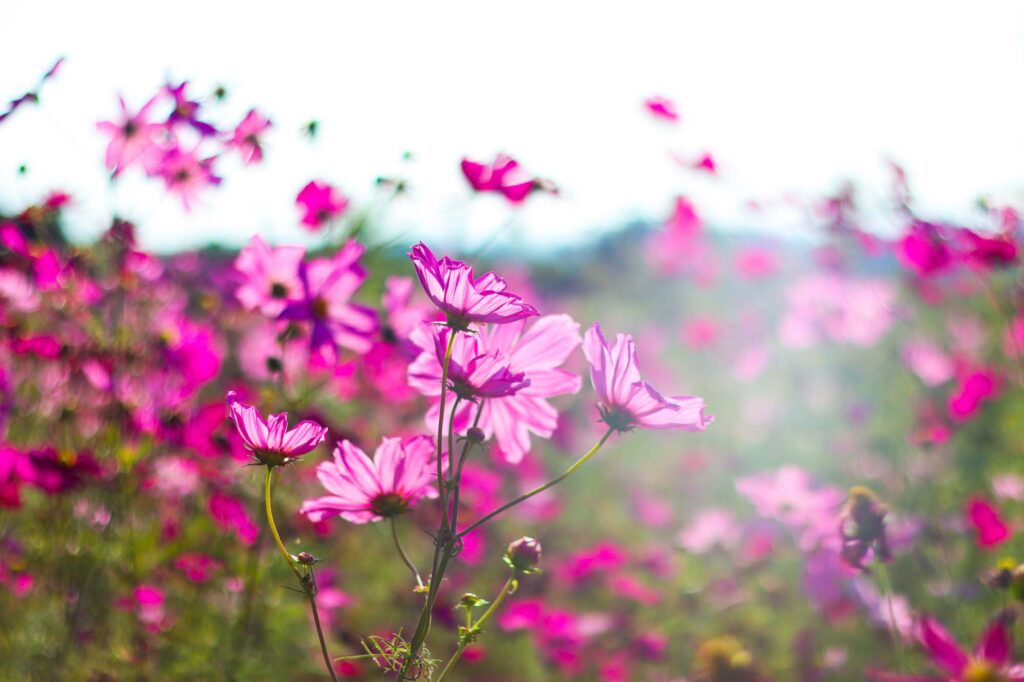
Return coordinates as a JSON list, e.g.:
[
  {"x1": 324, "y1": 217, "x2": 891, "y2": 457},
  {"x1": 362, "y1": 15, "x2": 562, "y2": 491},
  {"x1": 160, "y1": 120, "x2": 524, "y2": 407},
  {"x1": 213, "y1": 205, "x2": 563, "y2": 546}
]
[
  {"x1": 449, "y1": 403, "x2": 485, "y2": 535},
  {"x1": 263, "y1": 466, "x2": 337, "y2": 682},
  {"x1": 876, "y1": 563, "x2": 905, "y2": 673},
  {"x1": 390, "y1": 516, "x2": 423, "y2": 588},
  {"x1": 436, "y1": 329, "x2": 458, "y2": 531},
  {"x1": 458, "y1": 427, "x2": 615, "y2": 538},
  {"x1": 436, "y1": 576, "x2": 516, "y2": 682}
]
